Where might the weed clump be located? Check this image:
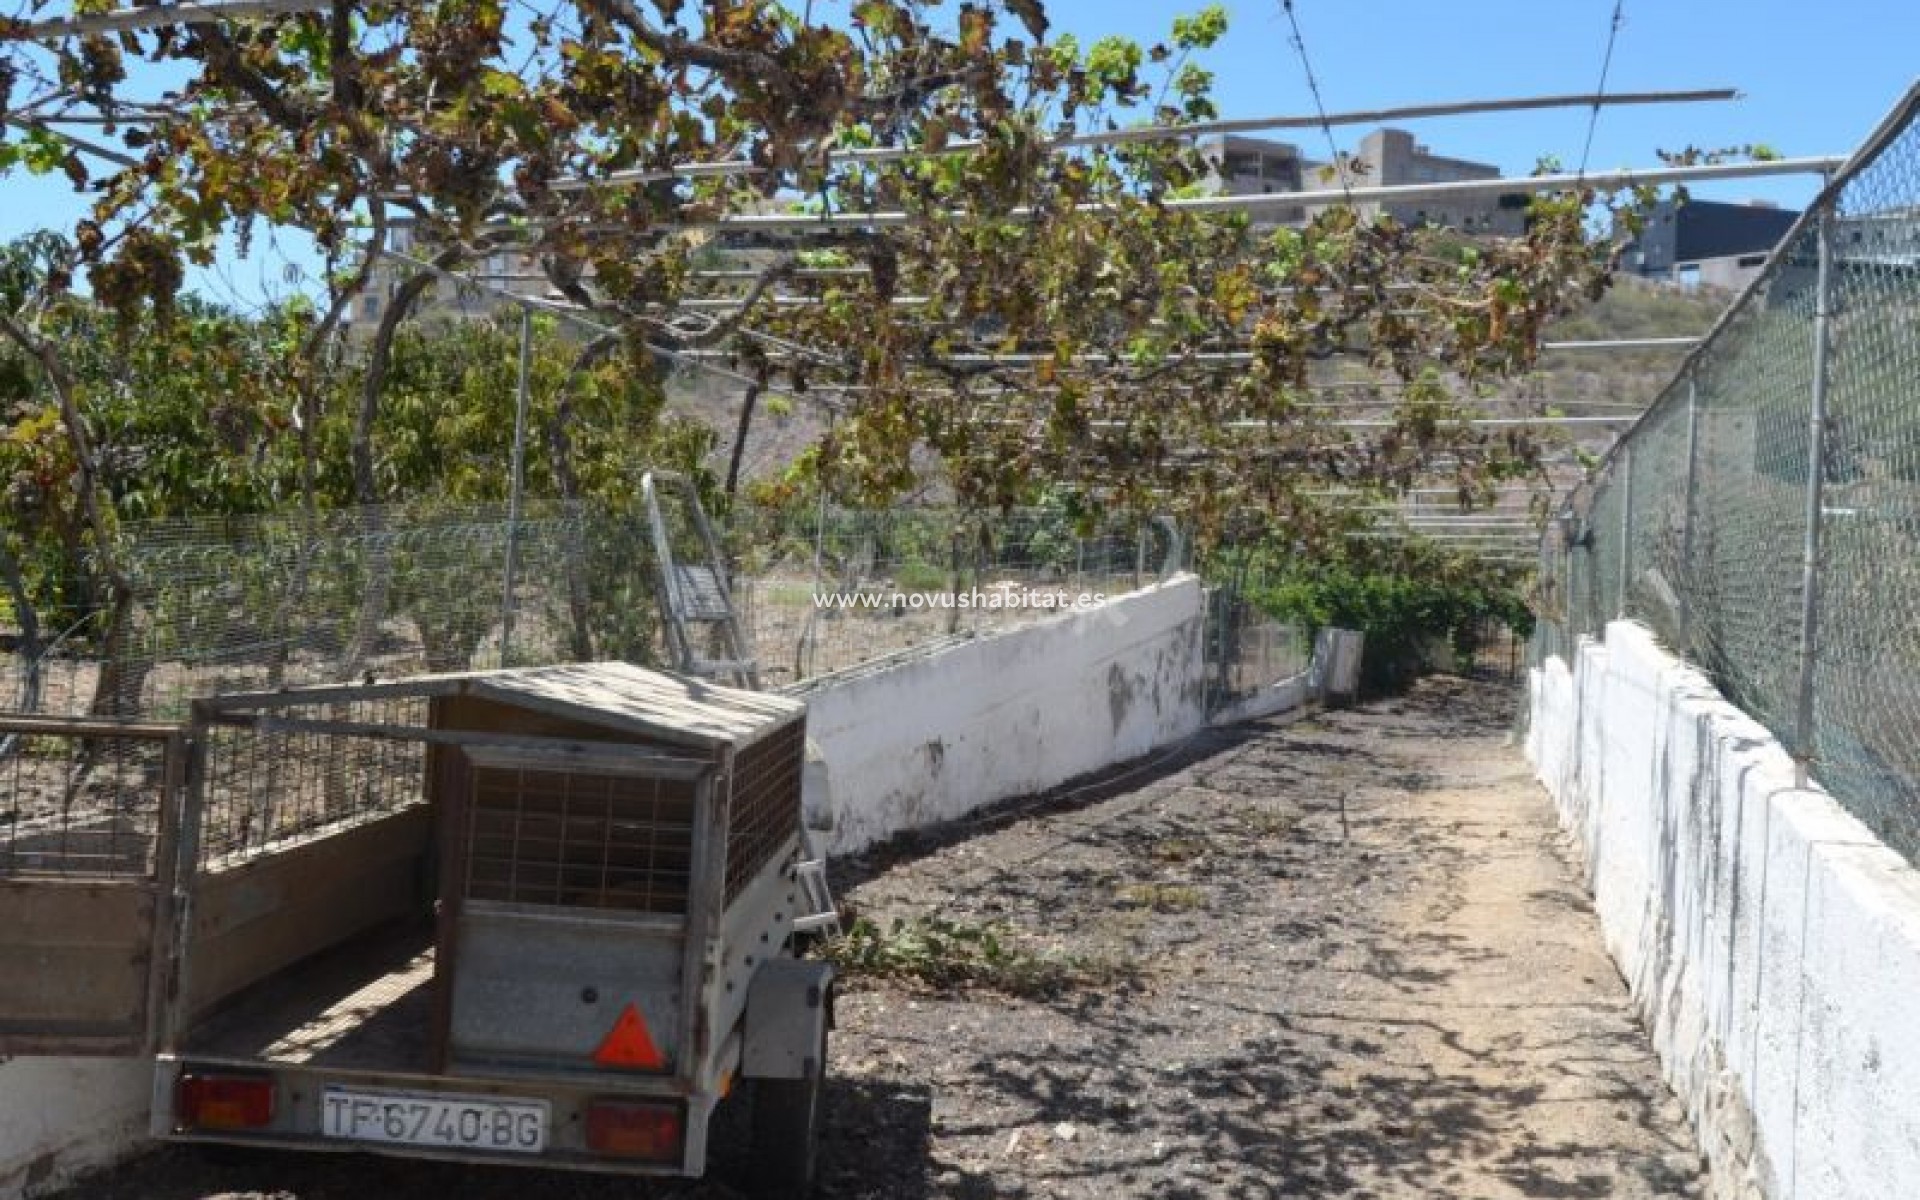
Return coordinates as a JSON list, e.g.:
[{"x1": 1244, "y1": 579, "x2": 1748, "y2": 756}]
[
  {"x1": 1115, "y1": 882, "x2": 1204, "y2": 911},
  {"x1": 818, "y1": 916, "x2": 1133, "y2": 999}
]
